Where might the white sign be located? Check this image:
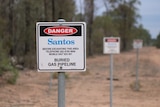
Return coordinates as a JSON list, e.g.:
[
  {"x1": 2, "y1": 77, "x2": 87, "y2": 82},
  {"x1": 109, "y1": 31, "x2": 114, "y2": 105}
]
[
  {"x1": 103, "y1": 37, "x2": 120, "y2": 54},
  {"x1": 133, "y1": 39, "x2": 143, "y2": 49},
  {"x1": 36, "y1": 22, "x2": 86, "y2": 72}
]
